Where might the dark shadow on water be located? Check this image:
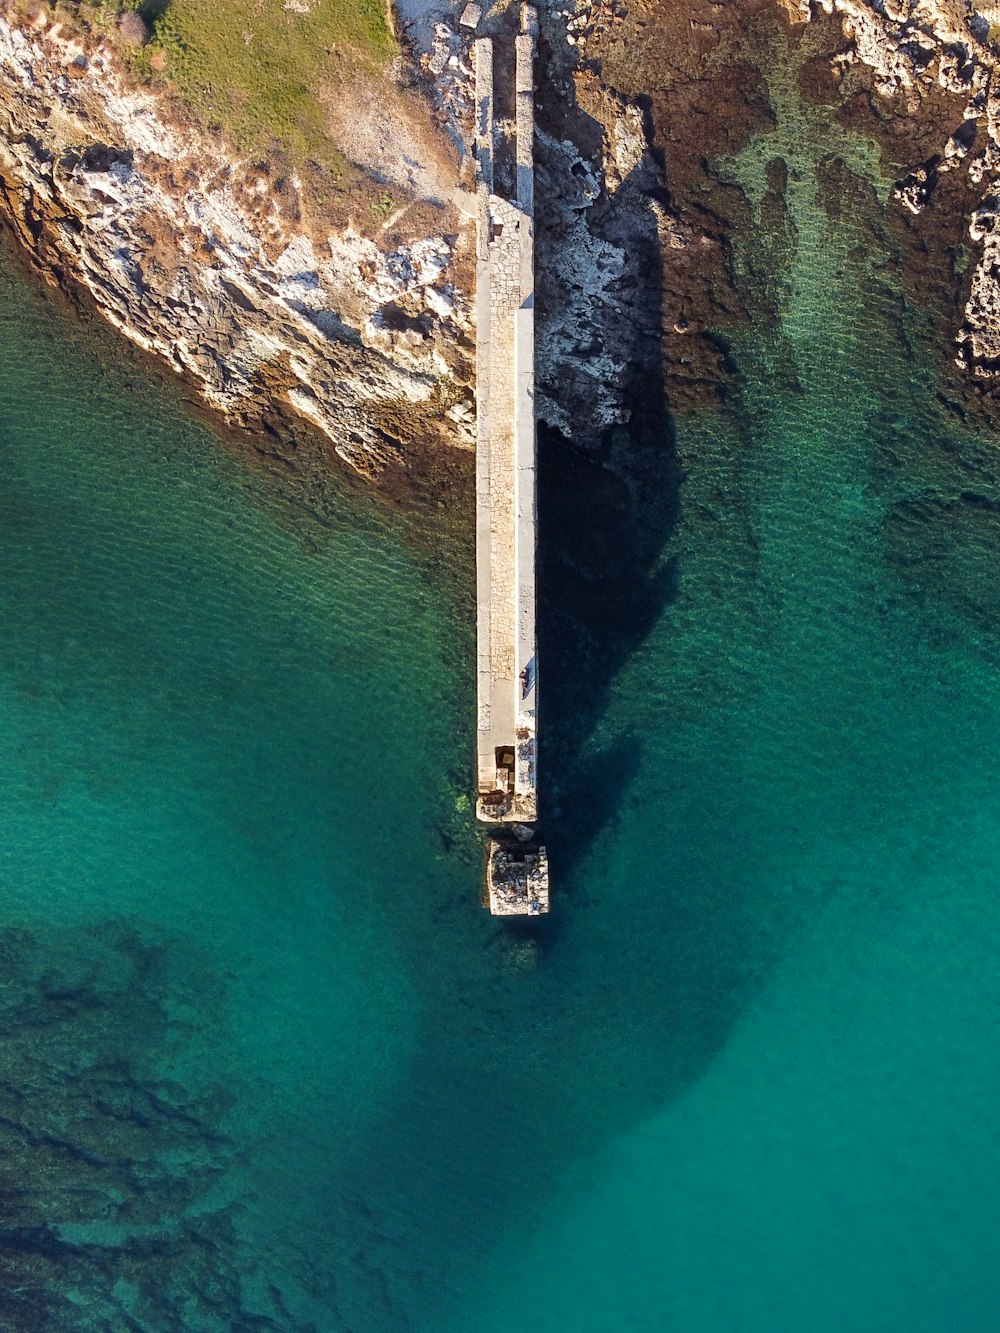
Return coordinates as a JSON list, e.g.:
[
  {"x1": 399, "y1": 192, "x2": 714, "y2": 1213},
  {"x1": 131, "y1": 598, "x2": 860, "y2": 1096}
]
[
  {"x1": 536, "y1": 419, "x2": 681, "y2": 890},
  {"x1": 529, "y1": 78, "x2": 686, "y2": 890}
]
